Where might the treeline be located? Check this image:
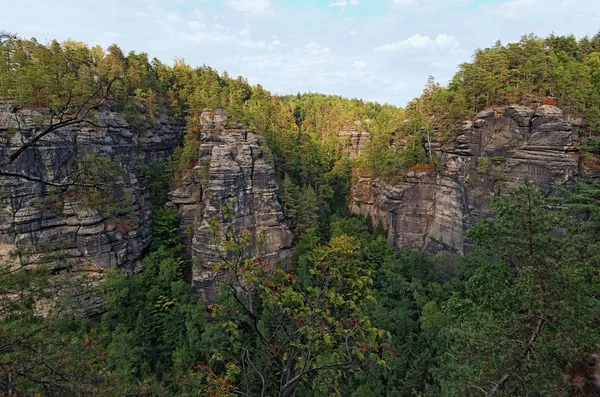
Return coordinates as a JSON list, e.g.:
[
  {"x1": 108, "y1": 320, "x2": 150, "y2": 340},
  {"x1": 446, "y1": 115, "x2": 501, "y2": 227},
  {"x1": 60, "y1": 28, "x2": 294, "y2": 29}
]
[
  {"x1": 403, "y1": 33, "x2": 600, "y2": 144},
  {"x1": 0, "y1": 34, "x2": 401, "y2": 237},
  {"x1": 2, "y1": 33, "x2": 600, "y2": 185}
]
